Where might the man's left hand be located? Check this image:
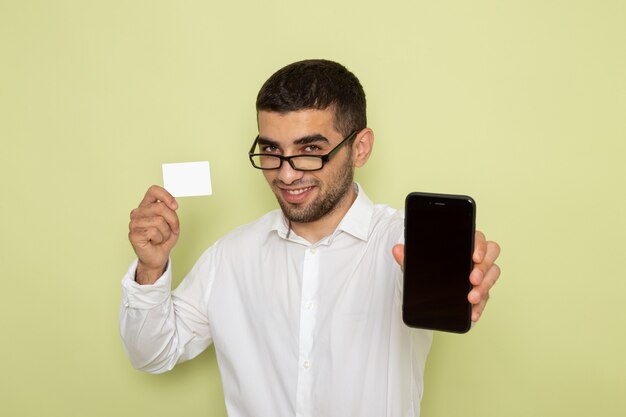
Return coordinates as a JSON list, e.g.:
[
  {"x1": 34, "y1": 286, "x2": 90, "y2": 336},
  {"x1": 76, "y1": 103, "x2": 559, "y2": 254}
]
[{"x1": 392, "y1": 230, "x2": 501, "y2": 323}]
